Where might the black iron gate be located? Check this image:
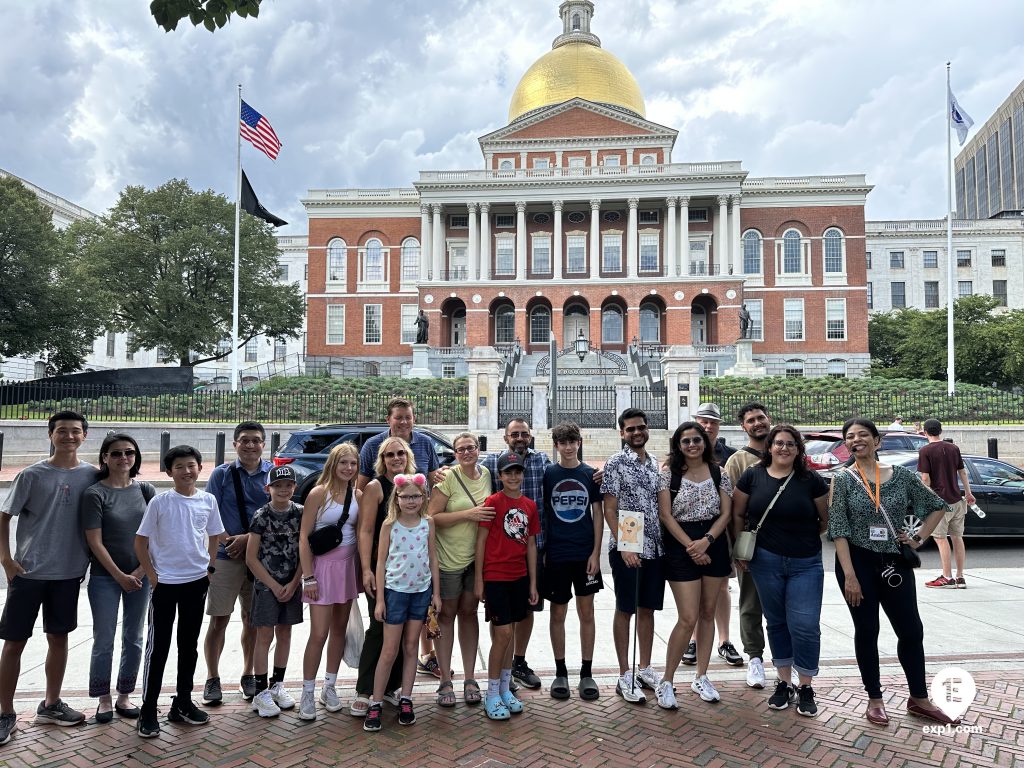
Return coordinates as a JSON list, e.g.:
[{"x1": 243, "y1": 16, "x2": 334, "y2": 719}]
[
  {"x1": 549, "y1": 386, "x2": 617, "y2": 428},
  {"x1": 631, "y1": 385, "x2": 667, "y2": 429},
  {"x1": 498, "y1": 385, "x2": 533, "y2": 428}
]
